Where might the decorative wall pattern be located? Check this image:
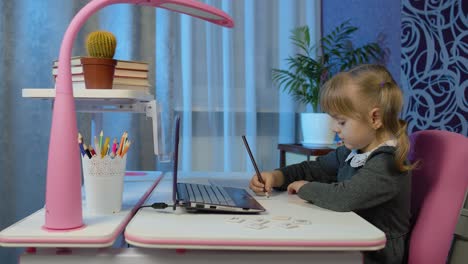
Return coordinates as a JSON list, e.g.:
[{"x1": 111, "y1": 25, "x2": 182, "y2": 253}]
[{"x1": 401, "y1": 0, "x2": 467, "y2": 135}]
